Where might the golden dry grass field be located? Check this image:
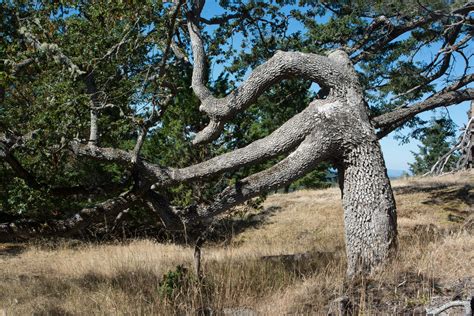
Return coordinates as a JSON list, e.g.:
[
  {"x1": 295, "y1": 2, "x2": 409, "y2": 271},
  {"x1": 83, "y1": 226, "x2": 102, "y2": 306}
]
[{"x1": 0, "y1": 171, "x2": 473, "y2": 315}]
